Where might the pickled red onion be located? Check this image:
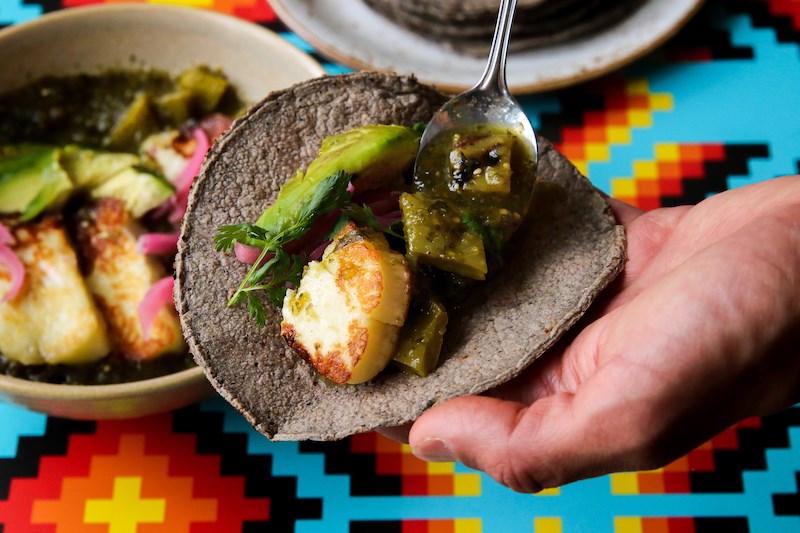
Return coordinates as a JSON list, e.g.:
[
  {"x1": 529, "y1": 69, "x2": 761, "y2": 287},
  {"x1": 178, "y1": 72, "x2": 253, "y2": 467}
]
[
  {"x1": 139, "y1": 276, "x2": 175, "y2": 340},
  {"x1": 365, "y1": 193, "x2": 401, "y2": 215},
  {"x1": 166, "y1": 127, "x2": 210, "y2": 224},
  {"x1": 0, "y1": 222, "x2": 14, "y2": 245},
  {"x1": 168, "y1": 192, "x2": 188, "y2": 223},
  {"x1": 376, "y1": 210, "x2": 402, "y2": 227},
  {"x1": 199, "y1": 113, "x2": 233, "y2": 143},
  {"x1": 137, "y1": 232, "x2": 180, "y2": 255},
  {"x1": 234, "y1": 242, "x2": 272, "y2": 265},
  {"x1": 309, "y1": 240, "x2": 331, "y2": 261},
  {"x1": 0, "y1": 245, "x2": 25, "y2": 302},
  {"x1": 175, "y1": 128, "x2": 210, "y2": 195}
]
